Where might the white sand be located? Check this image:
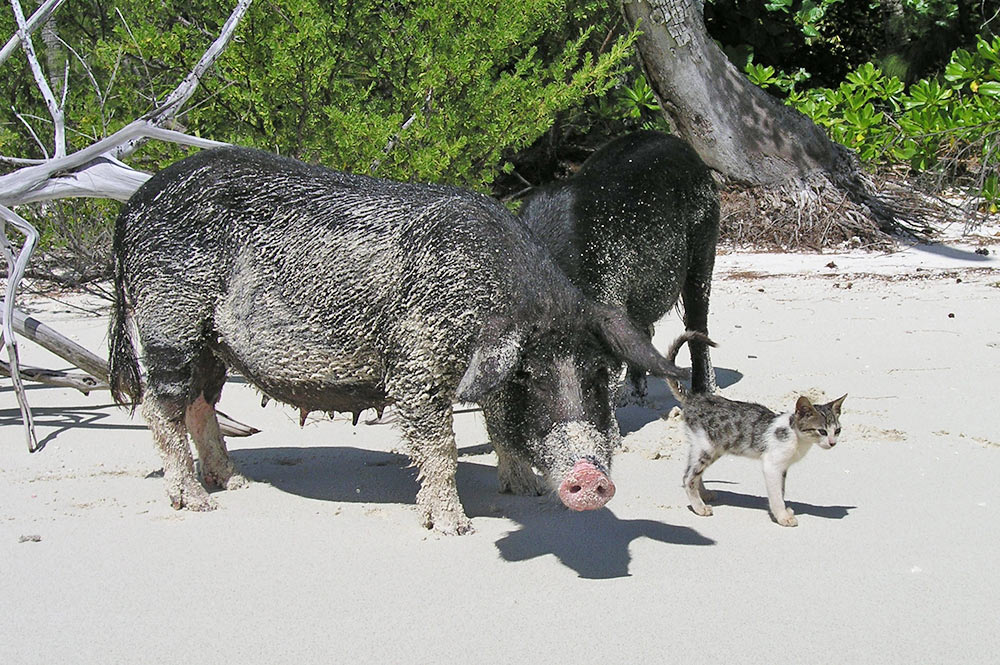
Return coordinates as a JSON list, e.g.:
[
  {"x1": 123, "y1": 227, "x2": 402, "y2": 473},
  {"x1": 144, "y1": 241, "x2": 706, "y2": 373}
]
[{"x1": 2, "y1": 228, "x2": 998, "y2": 664}]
